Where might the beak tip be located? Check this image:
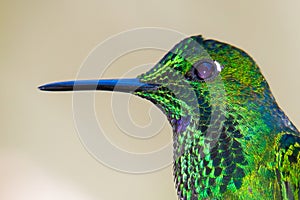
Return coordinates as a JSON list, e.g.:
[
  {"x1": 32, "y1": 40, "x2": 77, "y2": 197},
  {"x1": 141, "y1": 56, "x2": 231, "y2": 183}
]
[
  {"x1": 38, "y1": 83, "x2": 63, "y2": 91},
  {"x1": 38, "y1": 85, "x2": 46, "y2": 91}
]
